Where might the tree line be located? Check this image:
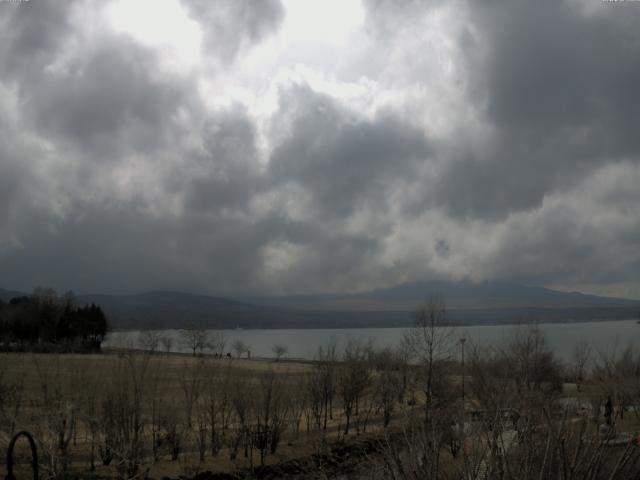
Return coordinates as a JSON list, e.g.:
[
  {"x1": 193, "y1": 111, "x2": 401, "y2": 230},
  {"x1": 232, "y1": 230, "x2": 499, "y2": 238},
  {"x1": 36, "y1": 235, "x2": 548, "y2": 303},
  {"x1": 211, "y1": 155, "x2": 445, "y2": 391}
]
[{"x1": 0, "y1": 287, "x2": 108, "y2": 352}]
